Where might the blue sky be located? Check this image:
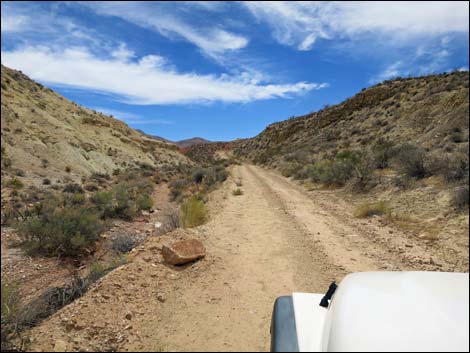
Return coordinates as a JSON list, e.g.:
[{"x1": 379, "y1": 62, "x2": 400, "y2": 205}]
[{"x1": 1, "y1": 1, "x2": 469, "y2": 141}]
